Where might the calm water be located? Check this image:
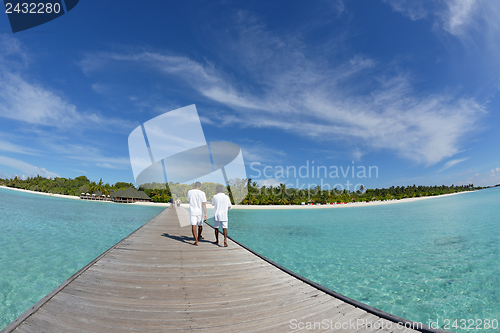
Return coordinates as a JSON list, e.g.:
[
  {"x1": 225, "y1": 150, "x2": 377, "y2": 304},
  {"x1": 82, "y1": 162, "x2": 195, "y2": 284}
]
[
  {"x1": 1, "y1": 187, "x2": 499, "y2": 332},
  {"x1": 227, "y1": 188, "x2": 500, "y2": 332},
  {"x1": 0, "y1": 188, "x2": 165, "y2": 329}
]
